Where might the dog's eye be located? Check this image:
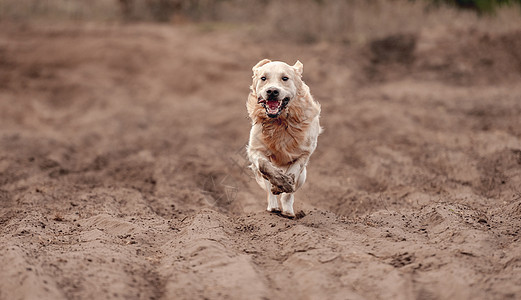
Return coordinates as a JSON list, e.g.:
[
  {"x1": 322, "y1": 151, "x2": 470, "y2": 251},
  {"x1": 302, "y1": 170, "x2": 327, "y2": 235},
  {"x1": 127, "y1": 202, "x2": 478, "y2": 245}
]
[
  {"x1": 261, "y1": 76, "x2": 267, "y2": 81},
  {"x1": 282, "y1": 76, "x2": 289, "y2": 81}
]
